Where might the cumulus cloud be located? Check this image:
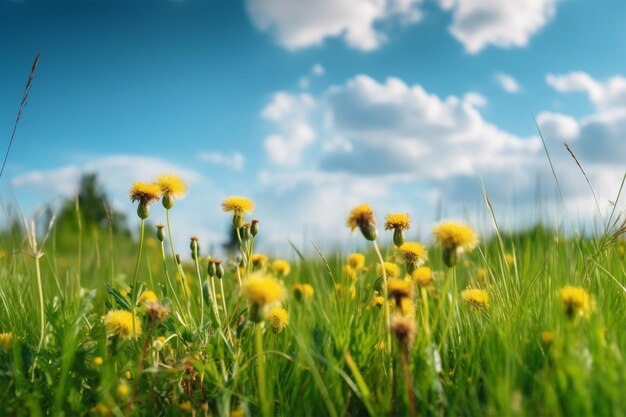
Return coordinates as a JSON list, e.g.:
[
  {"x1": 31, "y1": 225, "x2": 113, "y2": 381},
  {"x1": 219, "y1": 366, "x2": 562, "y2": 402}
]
[
  {"x1": 262, "y1": 92, "x2": 316, "y2": 166},
  {"x1": 494, "y1": 72, "x2": 521, "y2": 93},
  {"x1": 546, "y1": 72, "x2": 626, "y2": 111},
  {"x1": 440, "y1": 0, "x2": 556, "y2": 54},
  {"x1": 245, "y1": 0, "x2": 422, "y2": 51},
  {"x1": 198, "y1": 151, "x2": 245, "y2": 170}
]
